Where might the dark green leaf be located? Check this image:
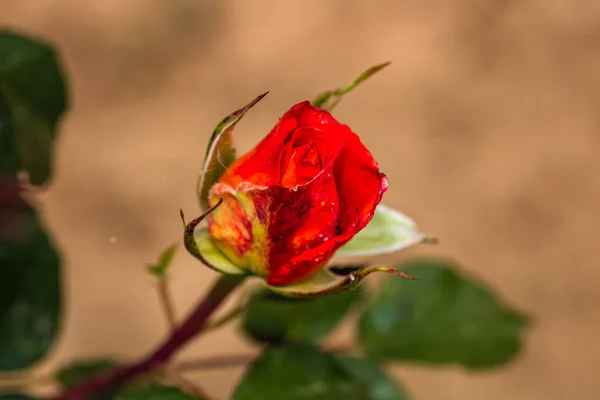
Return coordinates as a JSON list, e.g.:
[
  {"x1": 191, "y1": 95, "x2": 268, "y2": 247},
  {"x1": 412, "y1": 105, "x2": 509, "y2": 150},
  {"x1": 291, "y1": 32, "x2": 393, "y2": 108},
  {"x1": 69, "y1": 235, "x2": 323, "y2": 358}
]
[
  {"x1": 0, "y1": 206, "x2": 62, "y2": 370},
  {"x1": 241, "y1": 288, "x2": 360, "y2": 344},
  {"x1": 233, "y1": 344, "x2": 368, "y2": 400},
  {"x1": 116, "y1": 383, "x2": 198, "y2": 400},
  {"x1": 0, "y1": 30, "x2": 68, "y2": 185},
  {"x1": 0, "y1": 95, "x2": 19, "y2": 175},
  {"x1": 57, "y1": 358, "x2": 121, "y2": 388},
  {"x1": 335, "y1": 355, "x2": 410, "y2": 400},
  {"x1": 56, "y1": 358, "x2": 121, "y2": 400},
  {"x1": 0, "y1": 177, "x2": 28, "y2": 316},
  {"x1": 358, "y1": 259, "x2": 531, "y2": 369},
  {"x1": 0, "y1": 395, "x2": 38, "y2": 400}
]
